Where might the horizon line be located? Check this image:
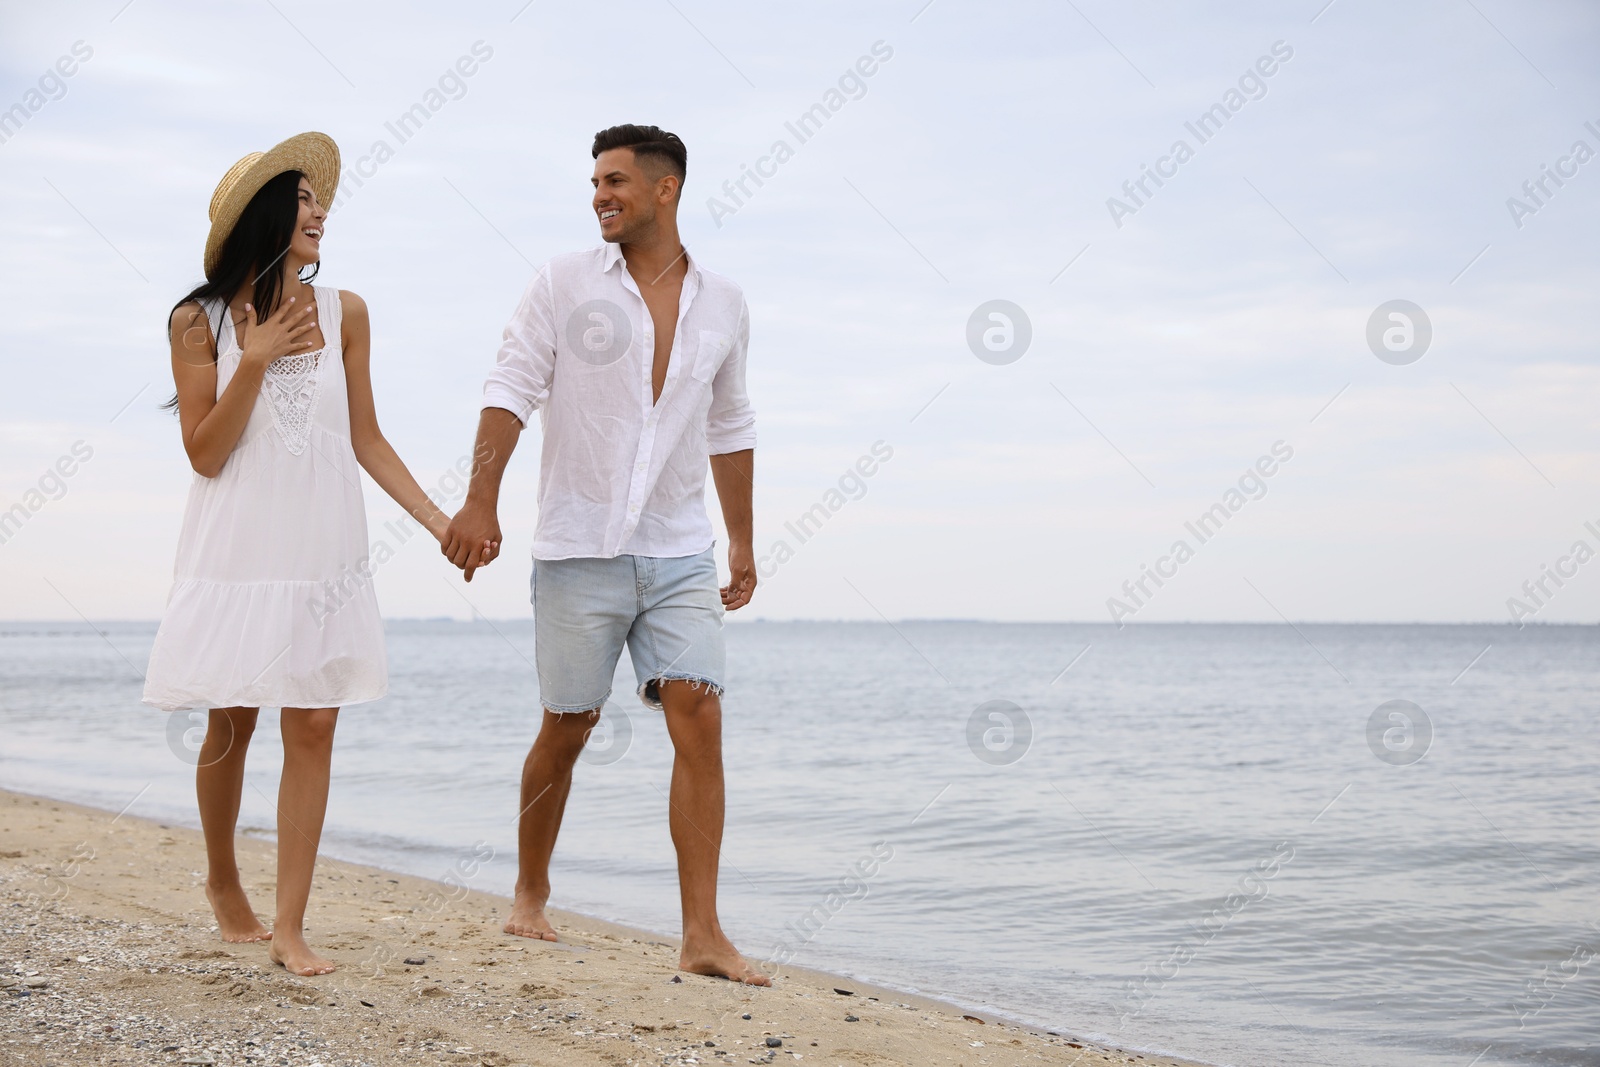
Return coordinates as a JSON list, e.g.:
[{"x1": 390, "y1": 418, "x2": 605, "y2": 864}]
[{"x1": 0, "y1": 617, "x2": 1593, "y2": 627}]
